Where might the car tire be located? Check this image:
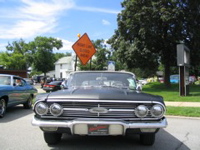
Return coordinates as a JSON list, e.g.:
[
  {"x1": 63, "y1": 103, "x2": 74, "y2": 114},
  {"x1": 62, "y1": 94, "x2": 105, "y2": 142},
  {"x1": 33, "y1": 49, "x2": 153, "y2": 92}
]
[
  {"x1": 0, "y1": 98, "x2": 6, "y2": 118},
  {"x1": 140, "y1": 133, "x2": 155, "y2": 146},
  {"x1": 43, "y1": 132, "x2": 62, "y2": 145},
  {"x1": 23, "y1": 95, "x2": 33, "y2": 109}
]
